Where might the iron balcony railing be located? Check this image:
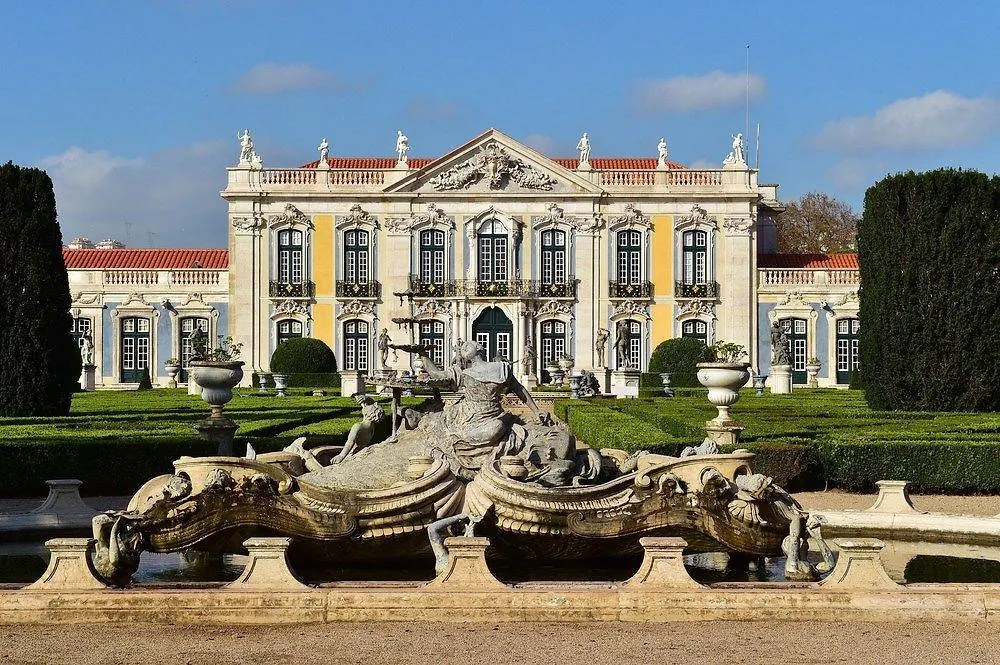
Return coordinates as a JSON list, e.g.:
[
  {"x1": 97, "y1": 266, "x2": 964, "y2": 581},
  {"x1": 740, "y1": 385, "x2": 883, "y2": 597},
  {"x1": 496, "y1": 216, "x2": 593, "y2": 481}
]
[
  {"x1": 335, "y1": 280, "x2": 382, "y2": 299},
  {"x1": 674, "y1": 280, "x2": 720, "y2": 298},
  {"x1": 408, "y1": 276, "x2": 577, "y2": 299},
  {"x1": 268, "y1": 280, "x2": 315, "y2": 298},
  {"x1": 608, "y1": 281, "x2": 654, "y2": 299}
]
